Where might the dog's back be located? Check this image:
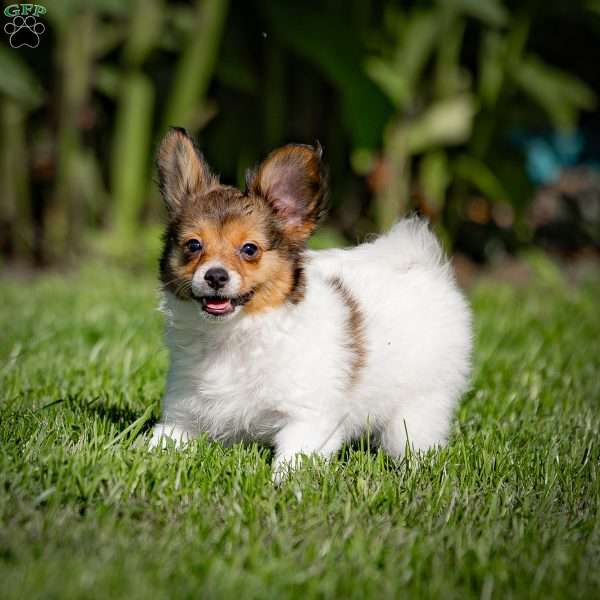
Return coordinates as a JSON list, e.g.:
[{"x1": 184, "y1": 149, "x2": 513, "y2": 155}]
[{"x1": 308, "y1": 218, "x2": 472, "y2": 452}]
